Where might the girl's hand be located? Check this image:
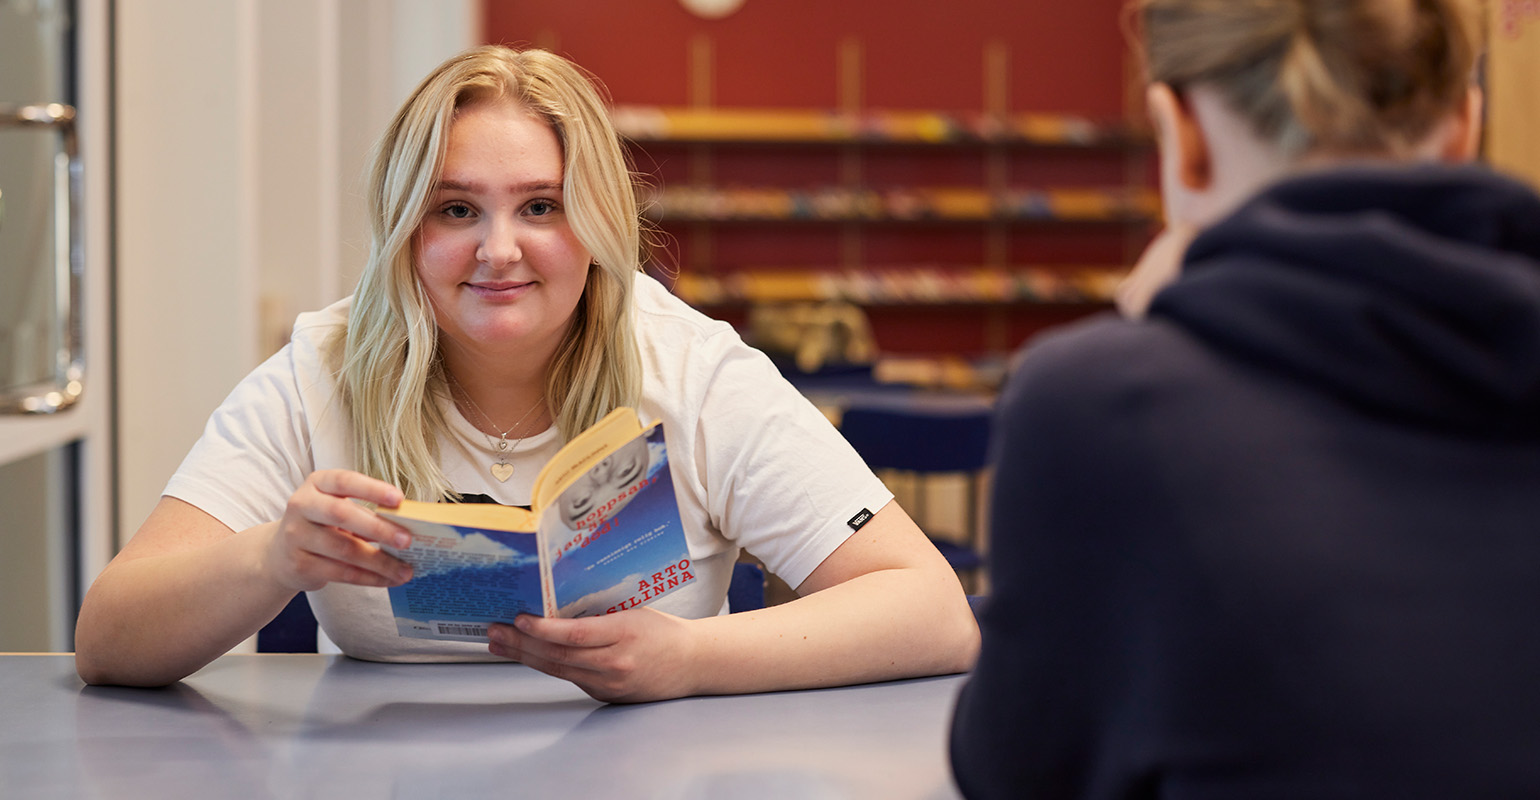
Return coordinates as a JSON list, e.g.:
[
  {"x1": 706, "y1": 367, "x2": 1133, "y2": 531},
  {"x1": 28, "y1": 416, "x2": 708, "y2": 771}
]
[
  {"x1": 486, "y1": 609, "x2": 697, "y2": 703},
  {"x1": 264, "y1": 469, "x2": 414, "y2": 592}
]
